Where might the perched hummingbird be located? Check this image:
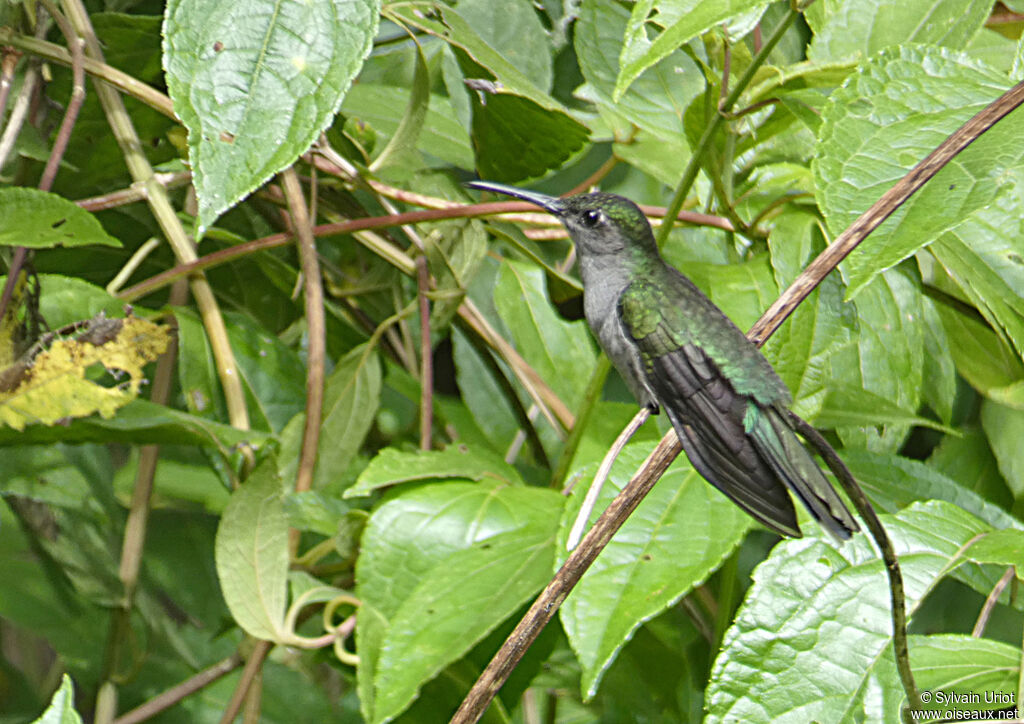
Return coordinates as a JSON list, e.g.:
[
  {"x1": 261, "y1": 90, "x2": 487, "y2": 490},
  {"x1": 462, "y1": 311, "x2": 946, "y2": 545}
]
[{"x1": 468, "y1": 180, "x2": 859, "y2": 540}]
